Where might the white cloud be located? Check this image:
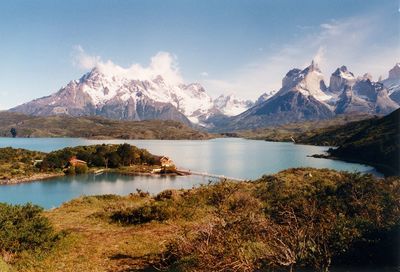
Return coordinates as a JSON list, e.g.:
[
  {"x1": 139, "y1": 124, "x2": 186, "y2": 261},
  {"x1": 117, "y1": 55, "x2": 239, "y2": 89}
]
[
  {"x1": 72, "y1": 45, "x2": 101, "y2": 70},
  {"x1": 201, "y1": 14, "x2": 399, "y2": 100},
  {"x1": 72, "y1": 46, "x2": 183, "y2": 86},
  {"x1": 313, "y1": 46, "x2": 326, "y2": 67},
  {"x1": 200, "y1": 71, "x2": 209, "y2": 77}
]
